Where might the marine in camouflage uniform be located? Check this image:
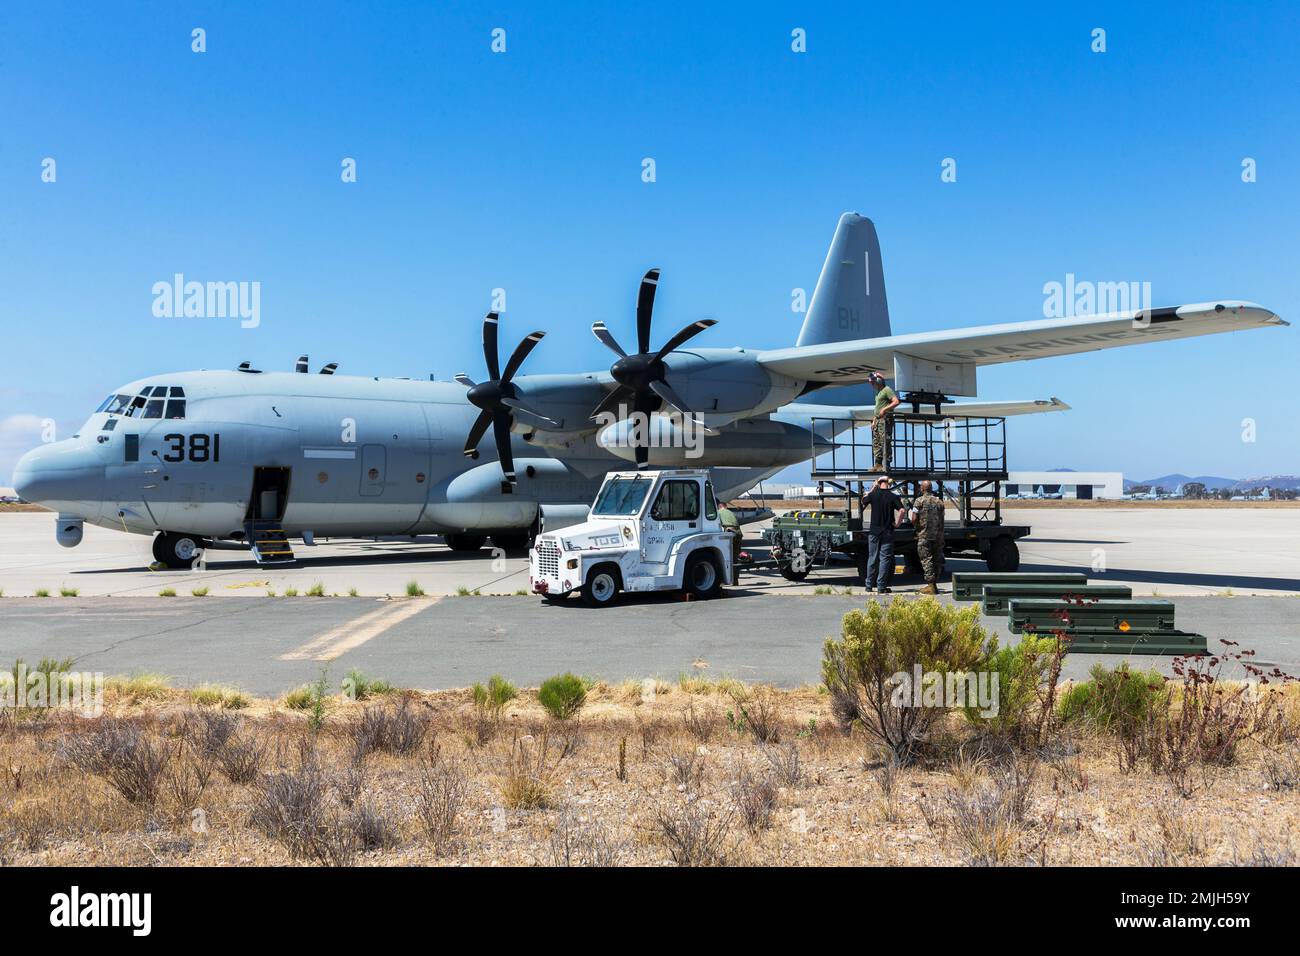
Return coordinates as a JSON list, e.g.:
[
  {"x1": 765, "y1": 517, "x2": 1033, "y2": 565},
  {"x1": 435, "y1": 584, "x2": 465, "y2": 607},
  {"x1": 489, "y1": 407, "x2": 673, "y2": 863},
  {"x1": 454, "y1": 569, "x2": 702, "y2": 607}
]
[
  {"x1": 867, "y1": 372, "x2": 900, "y2": 471},
  {"x1": 910, "y1": 480, "x2": 946, "y2": 593}
]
